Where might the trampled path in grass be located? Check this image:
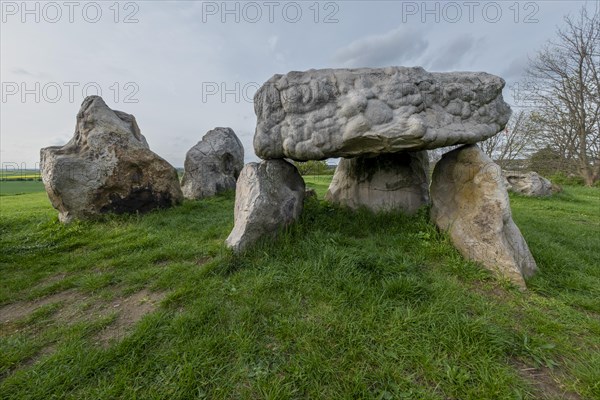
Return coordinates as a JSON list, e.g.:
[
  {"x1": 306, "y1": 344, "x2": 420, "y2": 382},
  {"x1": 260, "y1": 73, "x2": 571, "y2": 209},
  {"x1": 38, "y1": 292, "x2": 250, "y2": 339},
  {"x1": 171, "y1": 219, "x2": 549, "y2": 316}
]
[{"x1": 0, "y1": 178, "x2": 598, "y2": 399}]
